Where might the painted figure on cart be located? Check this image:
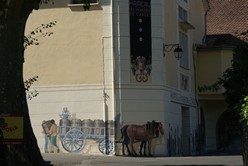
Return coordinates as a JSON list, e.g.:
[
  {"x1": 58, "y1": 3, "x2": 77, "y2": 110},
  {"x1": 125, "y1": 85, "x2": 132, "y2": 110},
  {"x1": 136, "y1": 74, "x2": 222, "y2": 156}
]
[{"x1": 60, "y1": 107, "x2": 71, "y2": 120}]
